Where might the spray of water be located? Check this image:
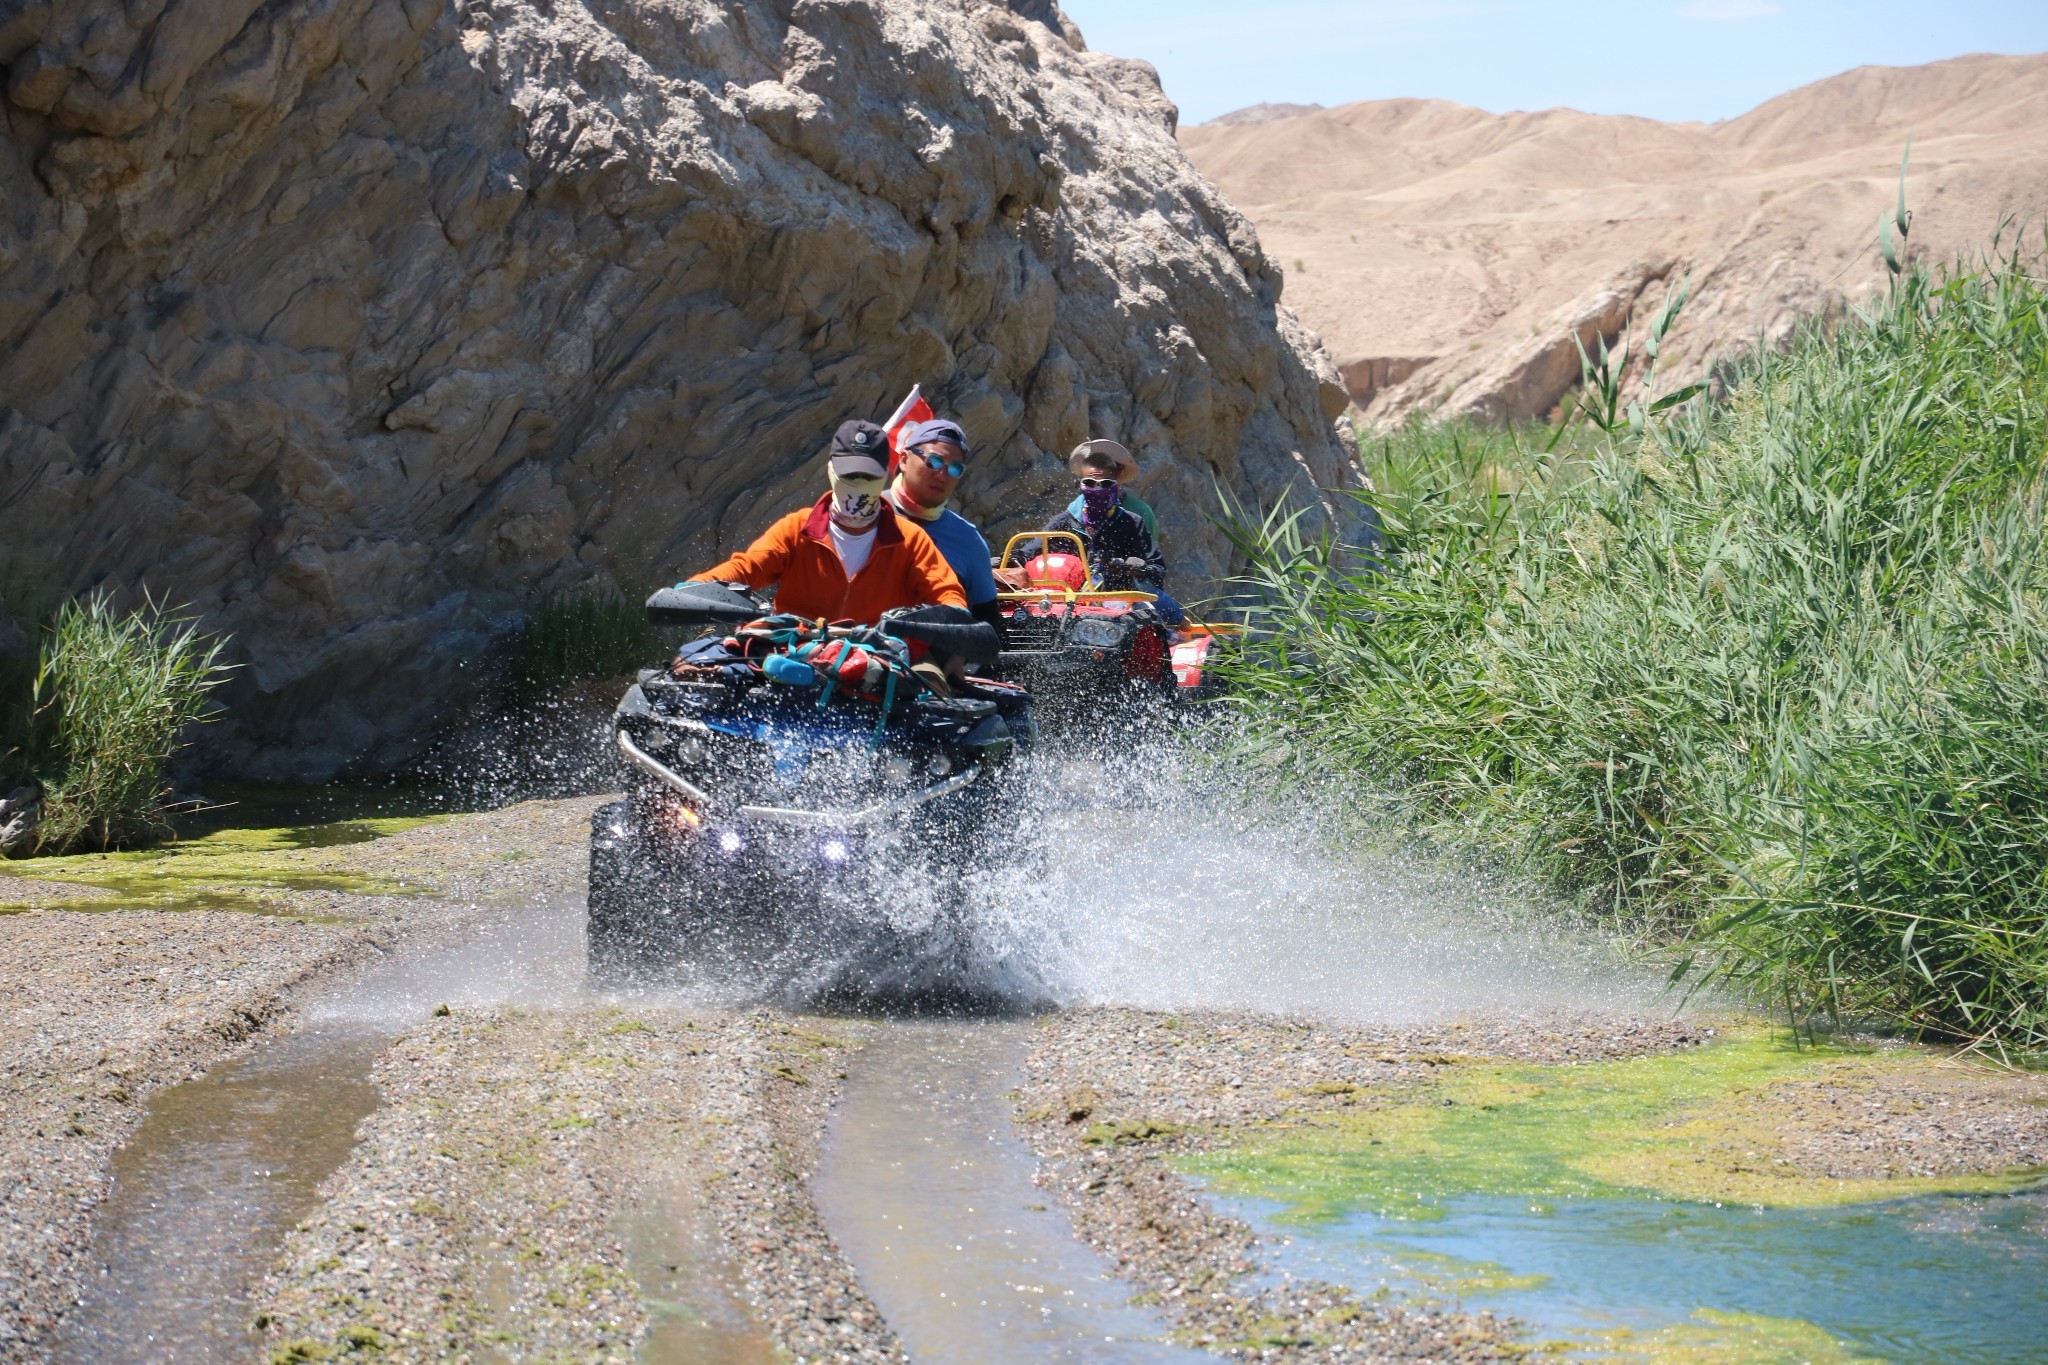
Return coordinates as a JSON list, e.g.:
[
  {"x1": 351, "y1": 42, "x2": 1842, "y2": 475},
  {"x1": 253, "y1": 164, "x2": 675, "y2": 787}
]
[
  {"x1": 947, "y1": 733, "x2": 1671, "y2": 1023},
  {"x1": 410, "y1": 677, "x2": 626, "y2": 807},
  {"x1": 576, "y1": 718, "x2": 1675, "y2": 1024},
  {"x1": 355, "y1": 688, "x2": 1673, "y2": 1027}
]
